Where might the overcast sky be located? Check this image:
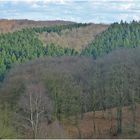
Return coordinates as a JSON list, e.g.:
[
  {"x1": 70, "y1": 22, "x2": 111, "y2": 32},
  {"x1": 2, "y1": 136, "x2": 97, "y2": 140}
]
[{"x1": 0, "y1": 0, "x2": 140, "y2": 23}]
